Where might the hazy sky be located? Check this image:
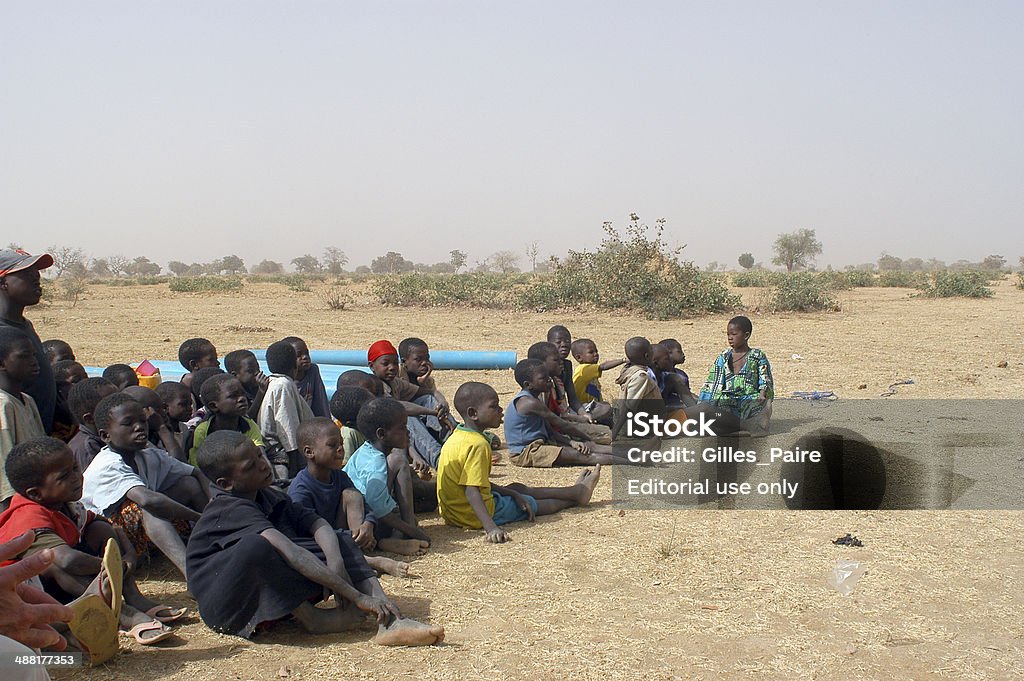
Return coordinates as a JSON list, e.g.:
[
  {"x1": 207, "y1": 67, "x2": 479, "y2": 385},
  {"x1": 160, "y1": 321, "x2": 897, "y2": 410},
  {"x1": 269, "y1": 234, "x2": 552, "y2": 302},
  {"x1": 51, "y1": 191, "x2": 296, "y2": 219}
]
[{"x1": 2, "y1": 2, "x2": 1022, "y2": 271}]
